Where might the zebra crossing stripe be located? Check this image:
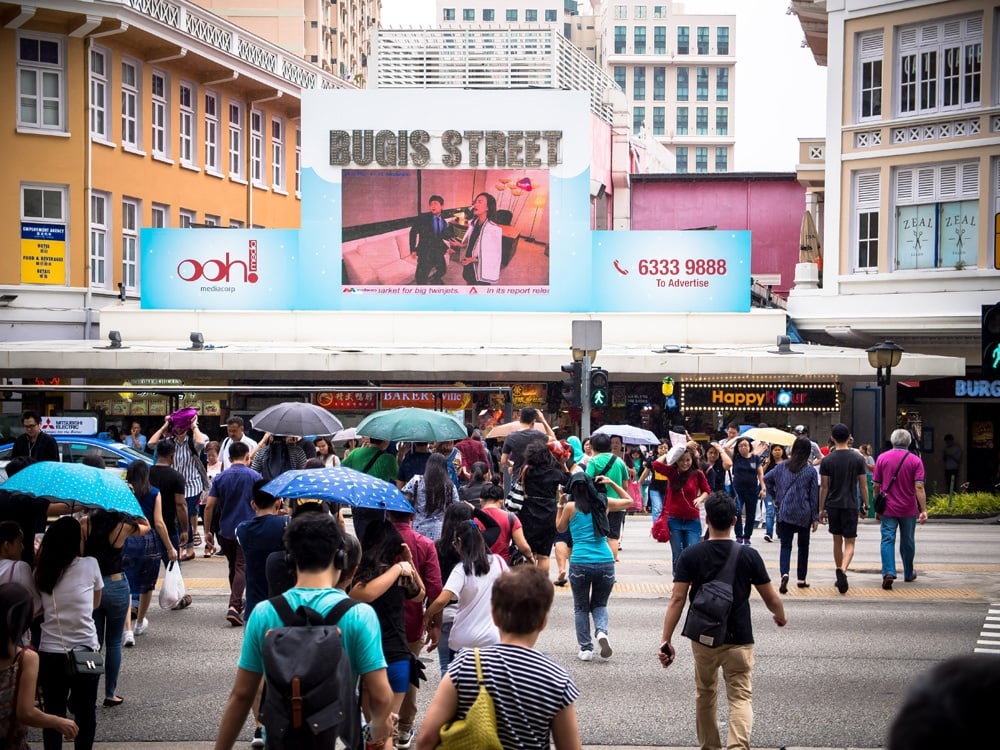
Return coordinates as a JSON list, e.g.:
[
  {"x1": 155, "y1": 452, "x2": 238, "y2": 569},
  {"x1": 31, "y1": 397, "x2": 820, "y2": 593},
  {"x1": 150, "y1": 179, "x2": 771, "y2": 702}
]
[{"x1": 976, "y1": 606, "x2": 1000, "y2": 653}]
